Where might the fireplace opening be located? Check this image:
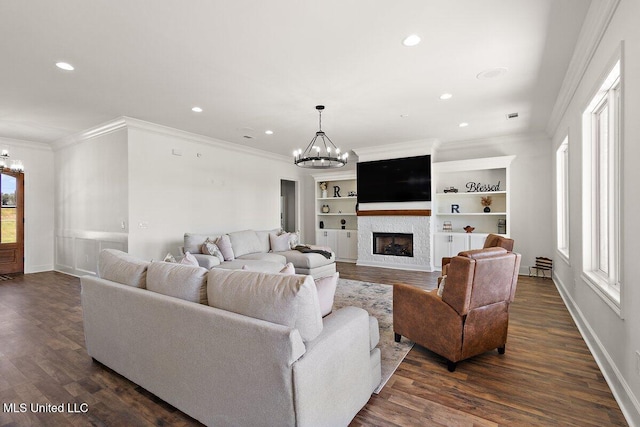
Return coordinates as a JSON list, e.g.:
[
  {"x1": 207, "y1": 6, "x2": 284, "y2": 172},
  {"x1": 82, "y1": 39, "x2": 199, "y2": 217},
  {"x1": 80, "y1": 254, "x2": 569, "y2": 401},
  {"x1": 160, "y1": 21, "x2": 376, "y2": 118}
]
[{"x1": 373, "y1": 232, "x2": 414, "y2": 257}]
